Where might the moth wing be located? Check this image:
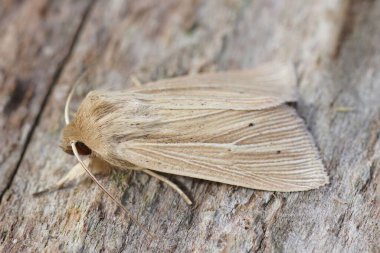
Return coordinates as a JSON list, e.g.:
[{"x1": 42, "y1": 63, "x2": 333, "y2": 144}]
[
  {"x1": 128, "y1": 62, "x2": 297, "y2": 110},
  {"x1": 117, "y1": 106, "x2": 328, "y2": 192}
]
